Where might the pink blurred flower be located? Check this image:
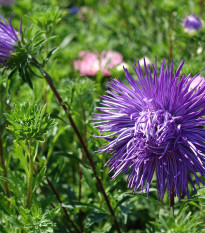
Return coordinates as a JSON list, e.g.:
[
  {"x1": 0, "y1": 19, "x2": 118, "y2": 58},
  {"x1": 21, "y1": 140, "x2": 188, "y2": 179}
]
[
  {"x1": 100, "y1": 51, "x2": 123, "y2": 76},
  {"x1": 189, "y1": 75, "x2": 205, "y2": 90},
  {"x1": 73, "y1": 51, "x2": 100, "y2": 76},
  {"x1": 73, "y1": 50, "x2": 123, "y2": 76}
]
